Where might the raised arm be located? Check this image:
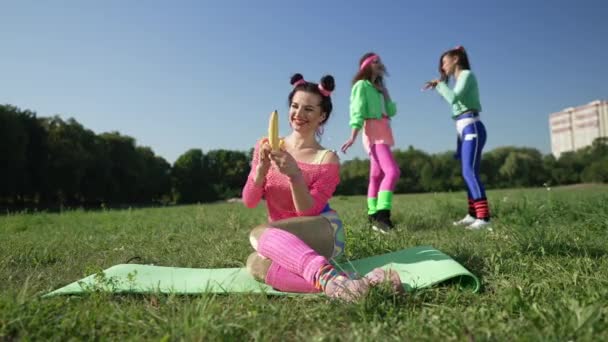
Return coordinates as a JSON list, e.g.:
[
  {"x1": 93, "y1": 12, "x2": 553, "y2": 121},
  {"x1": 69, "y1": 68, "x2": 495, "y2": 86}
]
[
  {"x1": 241, "y1": 140, "x2": 269, "y2": 208},
  {"x1": 435, "y1": 71, "x2": 473, "y2": 105}
]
